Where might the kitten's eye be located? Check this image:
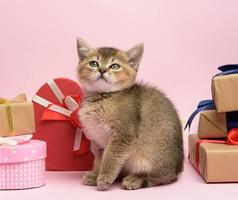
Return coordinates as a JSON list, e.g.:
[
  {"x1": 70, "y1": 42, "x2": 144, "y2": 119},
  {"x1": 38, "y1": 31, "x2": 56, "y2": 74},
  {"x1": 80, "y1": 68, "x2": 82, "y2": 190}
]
[
  {"x1": 89, "y1": 61, "x2": 99, "y2": 68},
  {"x1": 110, "y1": 63, "x2": 121, "y2": 70}
]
